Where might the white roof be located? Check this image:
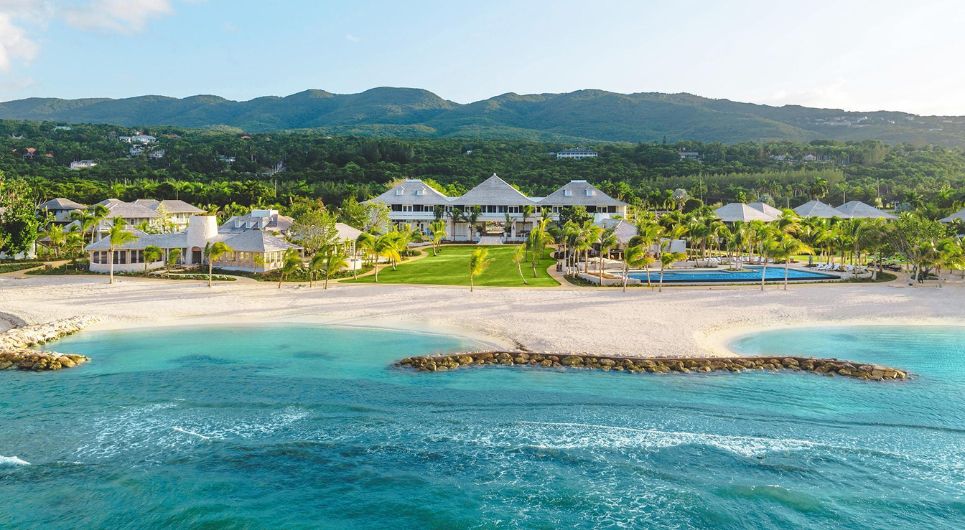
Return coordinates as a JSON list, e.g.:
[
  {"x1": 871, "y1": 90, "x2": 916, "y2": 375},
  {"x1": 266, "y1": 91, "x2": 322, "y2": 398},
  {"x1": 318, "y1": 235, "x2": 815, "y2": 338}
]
[
  {"x1": 714, "y1": 203, "x2": 776, "y2": 222},
  {"x1": 941, "y1": 207, "x2": 965, "y2": 223},
  {"x1": 539, "y1": 180, "x2": 626, "y2": 207},
  {"x1": 40, "y1": 198, "x2": 86, "y2": 211},
  {"x1": 334, "y1": 222, "x2": 362, "y2": 241},
  {"x1": 454, "y1": 174, "x2": 535, "y2": 207},
  {"x1": 598, "y1": 218, "x2": 637, "y2": 244},
  {"x1": 747, "y1": 202, "x2": 783, "y2": 217},
  {"x1": 794, "y1": 200, "x2": 848, "y2": 219},
  {"x1": 217, "y1": 230, "x2": 301, "y2": 253},
  {"x1": 95, "y1": 198, "x2": 160, "y2": 219},
  {"x1": 371, "y1": 179, "x2": 450, "y2": 206},
  {"x1": 133, "y1": 199, "x2": 205, "y2": 215},
  {"x1": 836, "y1": 201, "x2": 896, "y2": 220},
  {"x1": 85, "y1": 230, "x2": 186, "y2": 251}
]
